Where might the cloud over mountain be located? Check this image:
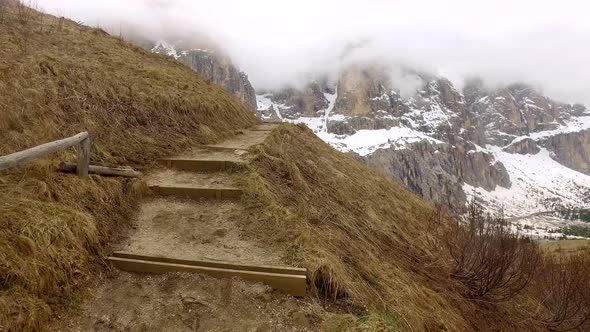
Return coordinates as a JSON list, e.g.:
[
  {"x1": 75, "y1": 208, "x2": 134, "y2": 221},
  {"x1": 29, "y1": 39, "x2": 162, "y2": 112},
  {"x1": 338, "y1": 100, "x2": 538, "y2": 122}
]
[{"x1": 37, "y1": 0, "x2": 590, "y2": 104}]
